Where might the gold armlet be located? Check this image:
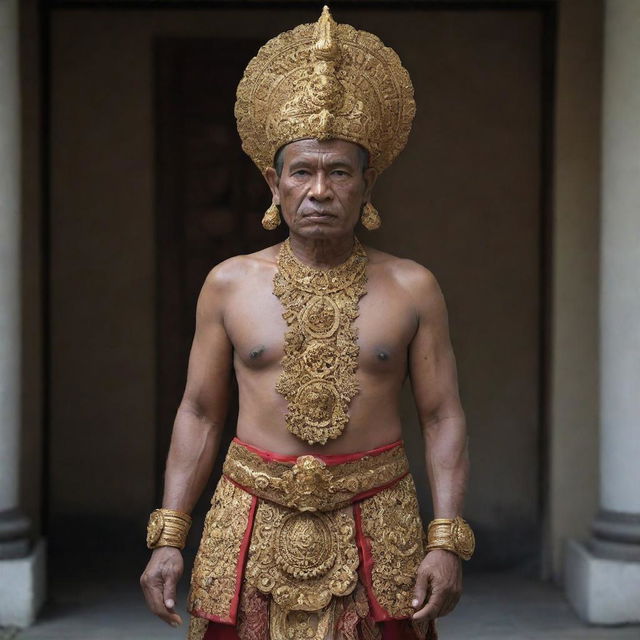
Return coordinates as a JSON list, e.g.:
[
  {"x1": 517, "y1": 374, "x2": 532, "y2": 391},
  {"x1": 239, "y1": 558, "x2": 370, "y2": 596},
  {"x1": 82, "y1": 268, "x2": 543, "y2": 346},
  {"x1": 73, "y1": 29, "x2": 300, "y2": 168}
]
[
  {"x1": 426, "y1": 516, "x2": 475, "y2": 561},
  {"x1": 146, "y1": 508, "x2": 192, "y2": 550}
]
